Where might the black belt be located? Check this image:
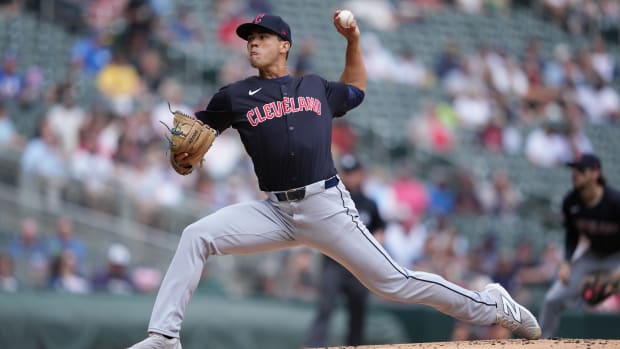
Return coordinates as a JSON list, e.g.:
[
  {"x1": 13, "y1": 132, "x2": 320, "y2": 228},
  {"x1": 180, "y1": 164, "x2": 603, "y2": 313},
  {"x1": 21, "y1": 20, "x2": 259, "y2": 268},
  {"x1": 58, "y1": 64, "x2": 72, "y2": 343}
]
[{"x1": 274, "y1": 176, "x2": 339, "y2": 202}]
